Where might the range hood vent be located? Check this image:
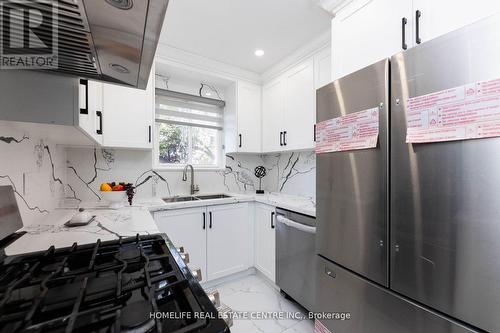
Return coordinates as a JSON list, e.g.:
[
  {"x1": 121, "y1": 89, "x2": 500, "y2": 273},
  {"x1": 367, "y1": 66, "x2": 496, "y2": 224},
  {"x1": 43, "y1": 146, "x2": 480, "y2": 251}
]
[{"x1": 1, "y1": 0, "x2": 168, "y2": 89}]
